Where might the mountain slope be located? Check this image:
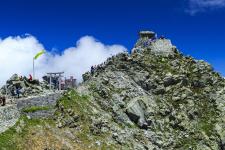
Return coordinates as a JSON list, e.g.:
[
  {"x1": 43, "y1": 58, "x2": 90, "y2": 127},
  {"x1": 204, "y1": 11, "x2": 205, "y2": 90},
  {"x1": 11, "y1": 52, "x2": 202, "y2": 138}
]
[
  {"x1": 78, "y1": 37, "x2": 225, "y2": 149},
  {"x1": 0, "y1": 32, "x2": 225, "y2": 150}
]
